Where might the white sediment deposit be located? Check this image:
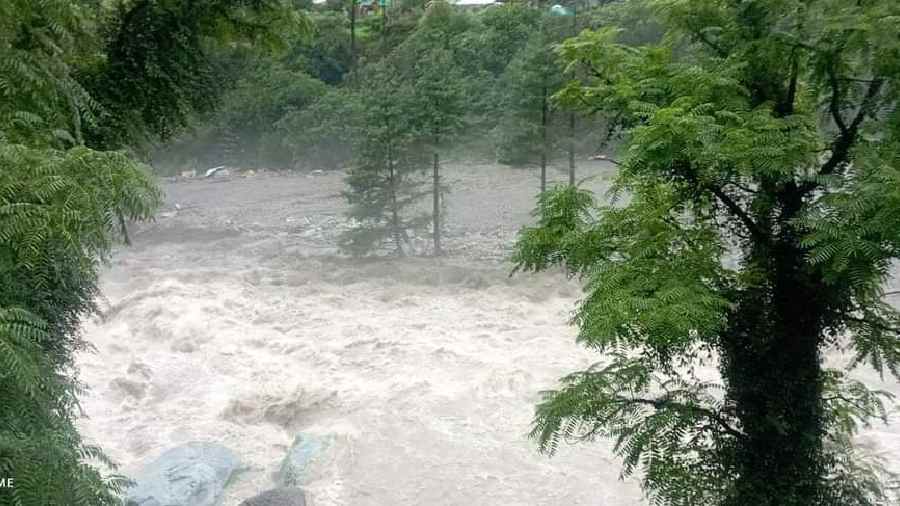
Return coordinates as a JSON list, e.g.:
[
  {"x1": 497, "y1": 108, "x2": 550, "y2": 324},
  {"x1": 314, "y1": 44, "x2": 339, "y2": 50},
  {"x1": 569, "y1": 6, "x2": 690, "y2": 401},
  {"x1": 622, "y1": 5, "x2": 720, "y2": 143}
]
[{"x1": 76, "y1": 164, "x2": 900, "y2": 505}]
